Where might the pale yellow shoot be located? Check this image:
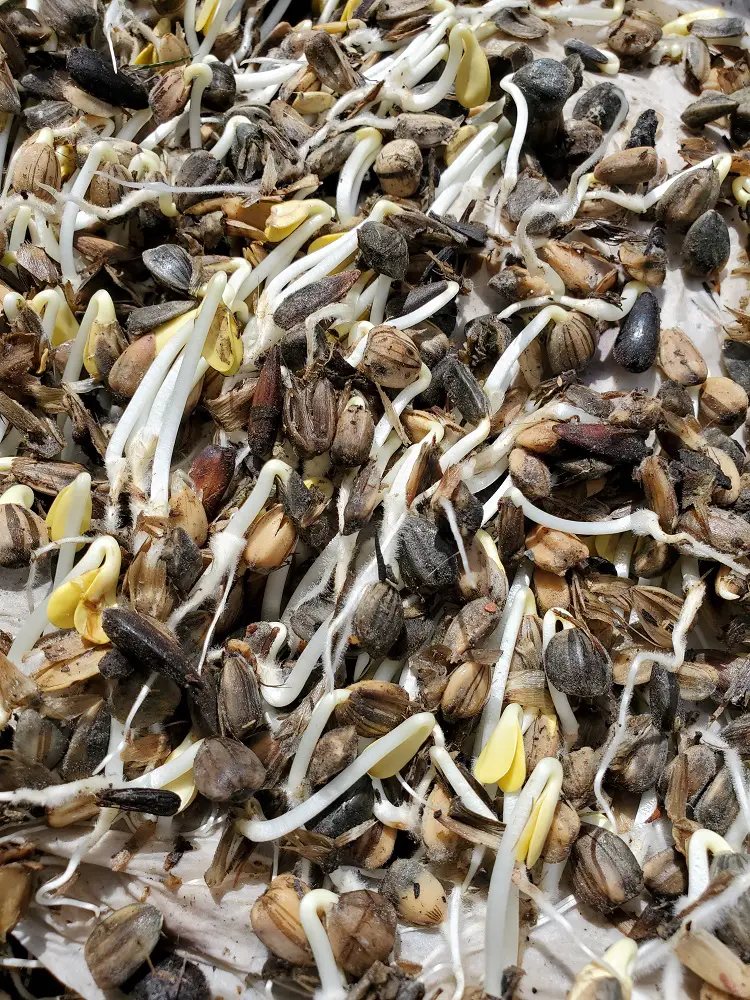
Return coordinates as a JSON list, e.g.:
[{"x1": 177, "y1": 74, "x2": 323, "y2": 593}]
[
  {"x1": 196, "y1": 0, "x2": 220, "y2": 32},
  {"x1": 48, "y1": 569, "x2": 99, "y2": 629},
  {"x1": 474, "y1": 703, "x2": 525, "y2": 790},
  {"x1": 368, "y1": 715, "x2": 435, "y2": 778},
  {"x1": 160, "y1": 731, "x2": 200, "y2": 812},
  {"x1": 595, "y1": 533, "x2": 620, "y2": 562},
  {"x1": 133, "y1": 43, "x2": 156, "y2": 65},
  {"x1": 455, "y1": 25, "x2": 490, "y2": 110},
  {"x1": 661, "y1": 7, "x2": 724, "y2": 35},
  {"x1": 514, "y1": 764, "x2": 563, "y2": 867},
  {"x1": 0, "y1": 485, "x2": 34, "y2": 507},
  {"x1": 46, "y1": 481, "x2": 92, "y2": 541},
  {"x1": 153, "y1": 308, "x2": 199, "y2": 353},
  {"x1": 202, "y1": 302, "x2": 243, "y2": 375},
  {"x1": 341, "y1": 0, "x2": 358, "y2": 19},
  {"x1": 568, "y1": 939, "x2": 637, "y2": 1000},
  {"x1": 308, "y1": 233, "x2": 345, "y2": 255},
  {"x1": 31, "y1": 290, "x2": 78, "y2": 347},
  {"x1": 265, "y1": 201, "x2": 313, "y2": 242},
  {"x1": 56, "y1": 141, "x2": 76, "y2": 182},
  {"x1": 83, "y1": 291, "x2": 116, "y2": 377},
  {"x1": 48, "y1": 538, "x2": 121, "y2": 644}
]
